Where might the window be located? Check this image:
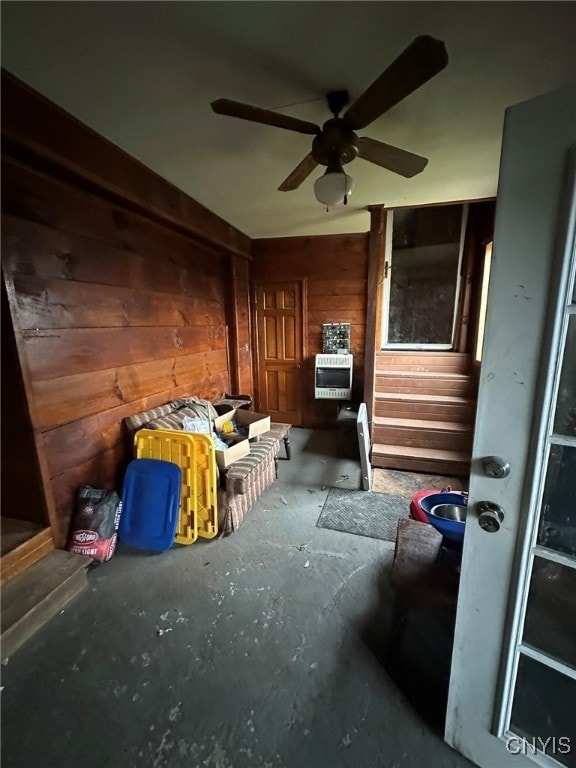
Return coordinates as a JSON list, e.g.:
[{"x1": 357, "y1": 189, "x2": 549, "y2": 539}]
[{"x1": 382, "y1": 203, "x2": 467, "y2": 349}]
